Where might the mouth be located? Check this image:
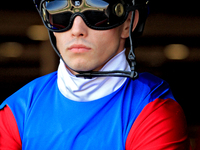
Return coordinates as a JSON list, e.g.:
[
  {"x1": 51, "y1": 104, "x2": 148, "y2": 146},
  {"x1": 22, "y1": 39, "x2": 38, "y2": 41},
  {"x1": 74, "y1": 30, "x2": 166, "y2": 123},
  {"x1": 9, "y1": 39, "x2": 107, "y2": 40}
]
[{"x1": 68, "y1": 44, "x2": 91, "y2": 53}]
